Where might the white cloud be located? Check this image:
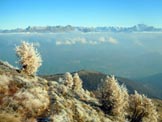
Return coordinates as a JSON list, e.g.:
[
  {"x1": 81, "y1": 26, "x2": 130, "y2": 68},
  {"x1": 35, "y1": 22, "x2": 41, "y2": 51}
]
[
  {"x1": 98, "y1": 37, "x2": 106, "y2": 43},
  {"x1": 55, "y1": 37, "x2": 88, "y2": 45},
  {"x1": 108, "y1": 37, "x2": 118, "y2": 44},
  {"x1": 56, "y1": 36, "x2": 118, "y2": 46},
  {"x1": 56, "y1": 40, "x2": 75, "y2": 45},
  {"x1": 98, "y1": 36, "x2": 118, "y2": 45},
  {"x1": 76, "y1": 37, "x2": 87, "y2": 44},
  {"x1": 64, "y1": 40, "x2": 74, "y2": 45},
  {"x1": 89, "y1": 41, "x2": 98, "y2": 45},
  {"x1": 56, "y1": 41, "x2": 63, "y2": 45}
]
